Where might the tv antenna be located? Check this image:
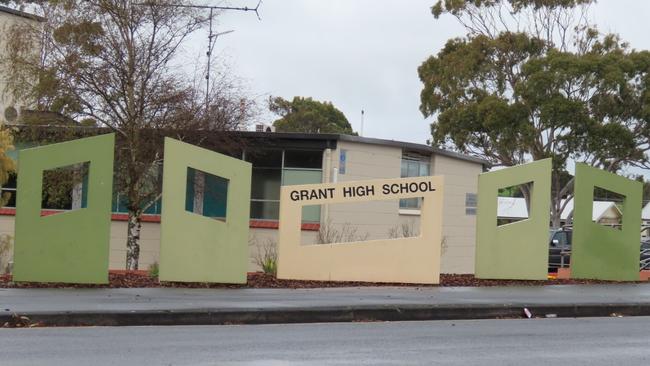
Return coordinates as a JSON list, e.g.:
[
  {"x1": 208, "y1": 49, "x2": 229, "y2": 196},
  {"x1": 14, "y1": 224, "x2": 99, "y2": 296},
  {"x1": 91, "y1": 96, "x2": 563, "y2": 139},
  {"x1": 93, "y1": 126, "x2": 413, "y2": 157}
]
[
  {"x1": 360, "y1": 109, "x2": 365, "y2": 137},
  {"x1": 134, "y1": 1, "x2": 262, "y2": 112}
]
